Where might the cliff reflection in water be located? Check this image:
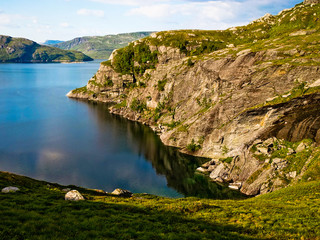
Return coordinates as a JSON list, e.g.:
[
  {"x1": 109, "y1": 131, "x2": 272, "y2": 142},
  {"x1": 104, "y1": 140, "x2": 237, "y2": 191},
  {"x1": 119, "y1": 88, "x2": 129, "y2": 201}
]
[{"x1": 82, "y1": 100, "x2": 244, "y2": 199}]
